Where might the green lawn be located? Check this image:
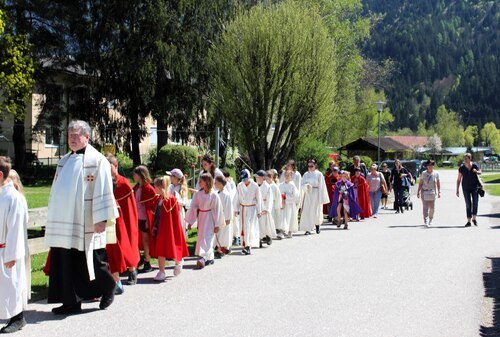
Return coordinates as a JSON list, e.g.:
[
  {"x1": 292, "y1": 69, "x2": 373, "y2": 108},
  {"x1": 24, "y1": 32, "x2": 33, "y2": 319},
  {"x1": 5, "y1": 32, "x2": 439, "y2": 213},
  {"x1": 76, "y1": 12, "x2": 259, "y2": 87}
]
[
  {"x1": 482, "y1": 173, "x2": 500, "y2": 184},
  {"x1": 485, "y1": 185, "x2": 500, "y2": 196},
  {"x1": 30, "y1": 252, "x2": 49, "y2": 302},
  {"x1": 25, "y1": 184, "x2": 51, "y2": 209}
]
